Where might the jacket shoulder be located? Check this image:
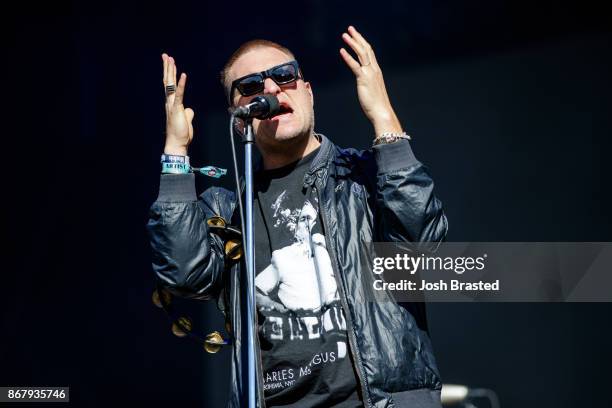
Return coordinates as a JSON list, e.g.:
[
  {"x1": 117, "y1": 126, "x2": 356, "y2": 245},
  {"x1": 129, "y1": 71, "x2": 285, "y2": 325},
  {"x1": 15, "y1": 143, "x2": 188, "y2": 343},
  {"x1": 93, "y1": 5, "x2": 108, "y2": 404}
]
[{"x1": 332, "y1": 144, "x2": 377, "y2": 177}]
